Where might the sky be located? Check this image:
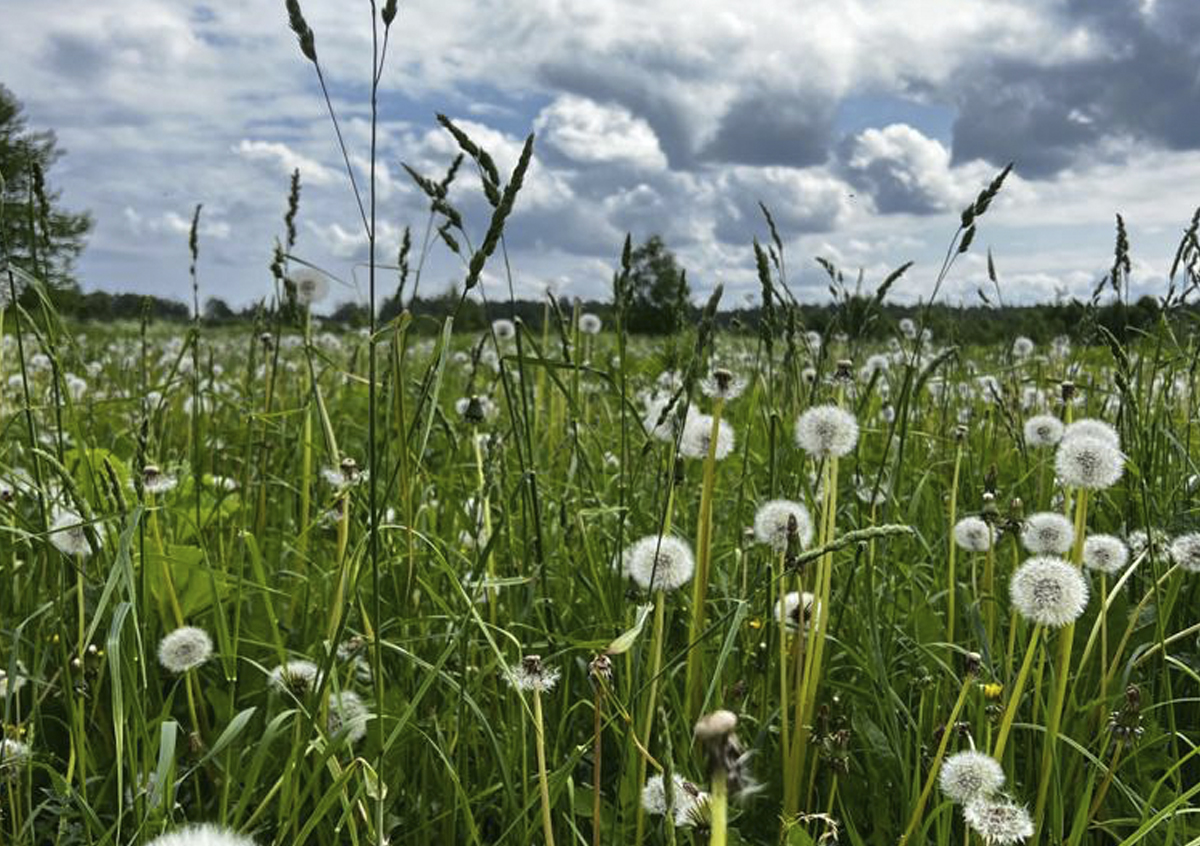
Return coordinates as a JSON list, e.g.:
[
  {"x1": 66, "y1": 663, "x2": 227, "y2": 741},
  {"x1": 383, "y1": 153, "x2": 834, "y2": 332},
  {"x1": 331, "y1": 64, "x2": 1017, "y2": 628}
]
[{"x1": 3, "y1": 0, "x2": 1200, "y2": 310}]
